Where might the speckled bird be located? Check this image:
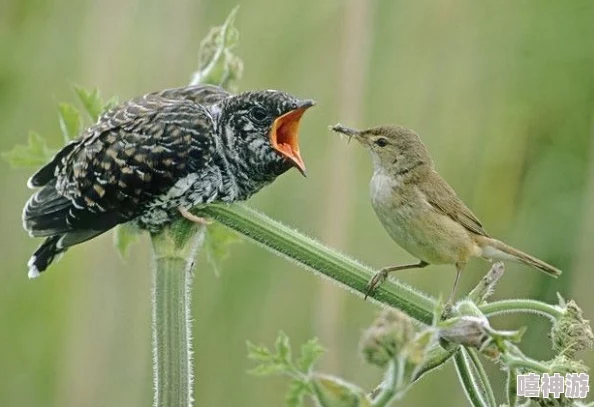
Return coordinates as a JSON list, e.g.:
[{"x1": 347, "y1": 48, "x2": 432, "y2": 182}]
[{"x1": 23, "y1": 84, "x2": 315, "y2": 278}]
